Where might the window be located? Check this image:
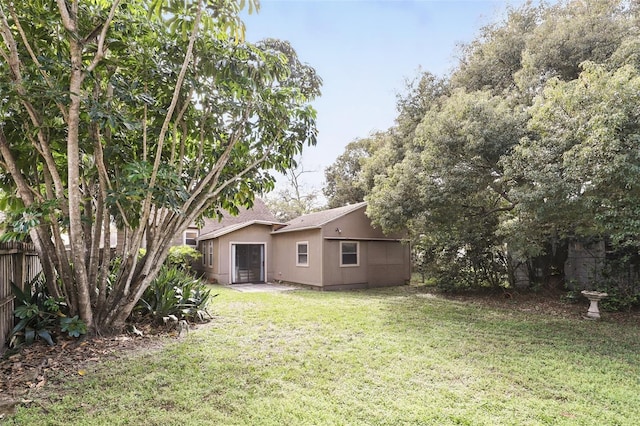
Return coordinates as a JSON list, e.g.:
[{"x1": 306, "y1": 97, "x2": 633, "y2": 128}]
[
  {"x1": 184, "y1": 230, "x2": 198, "y2": 247},
  {"x1": 296, "y1": 242, "x2": 309, "y2": 266},
  {"x1": 208, "y1": 241, "x2": 214, "y2": 267},
  {"x1": 340, "y1": 241, "x2": 359, "y2": 266}
]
